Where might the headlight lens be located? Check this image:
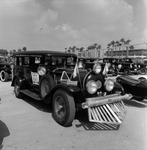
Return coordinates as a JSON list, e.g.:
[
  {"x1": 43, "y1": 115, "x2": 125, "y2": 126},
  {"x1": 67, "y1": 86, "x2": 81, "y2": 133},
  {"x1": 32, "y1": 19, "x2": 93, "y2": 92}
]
[
  {"x1": 86, "y1": 80, "x2": 98, "y2": 94},
  {"x1": 104, "y1": 79, "x2": 114, "y2": 92},
  {"x1": 37, "y1": 66, "x2": 46, "y2": 76},
  {"x1": 93, "y1": 63, "x2": 101, "y2": 74},
  {"x1": 118, "y1": 64, "x2": 122, "y2": 69}
]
